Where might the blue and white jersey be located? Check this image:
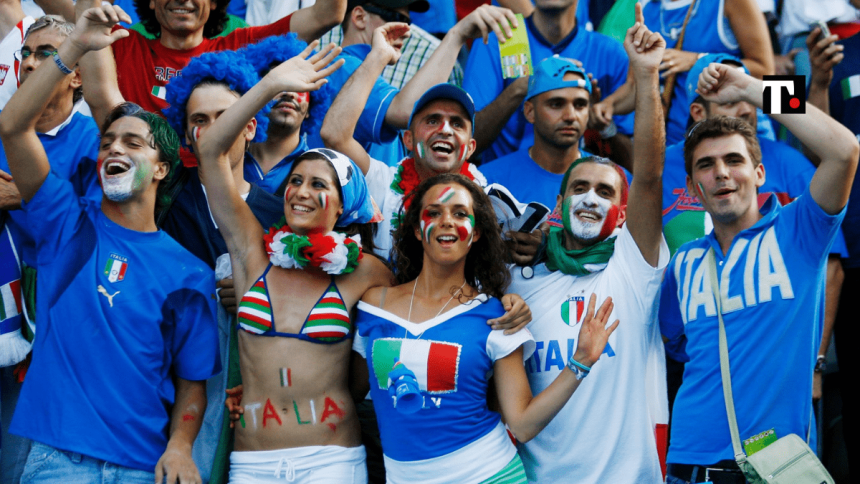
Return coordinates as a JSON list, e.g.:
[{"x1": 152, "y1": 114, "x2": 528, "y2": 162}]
[
  {"x1": 660, "y1": 188, "x2": 844, "y2": 465},
  {"x1": 642, "y1": 0, "x2": 742, "y2": 145},
  {"x1": 463, "y1": 17, "x2": 631, "y2": 163},
  {"x1": 11, "y1": 173, "x2": 221, "y2": 471},
  {"x1": 354, "y1": 295, "x2": 533, "y2": 484}
]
